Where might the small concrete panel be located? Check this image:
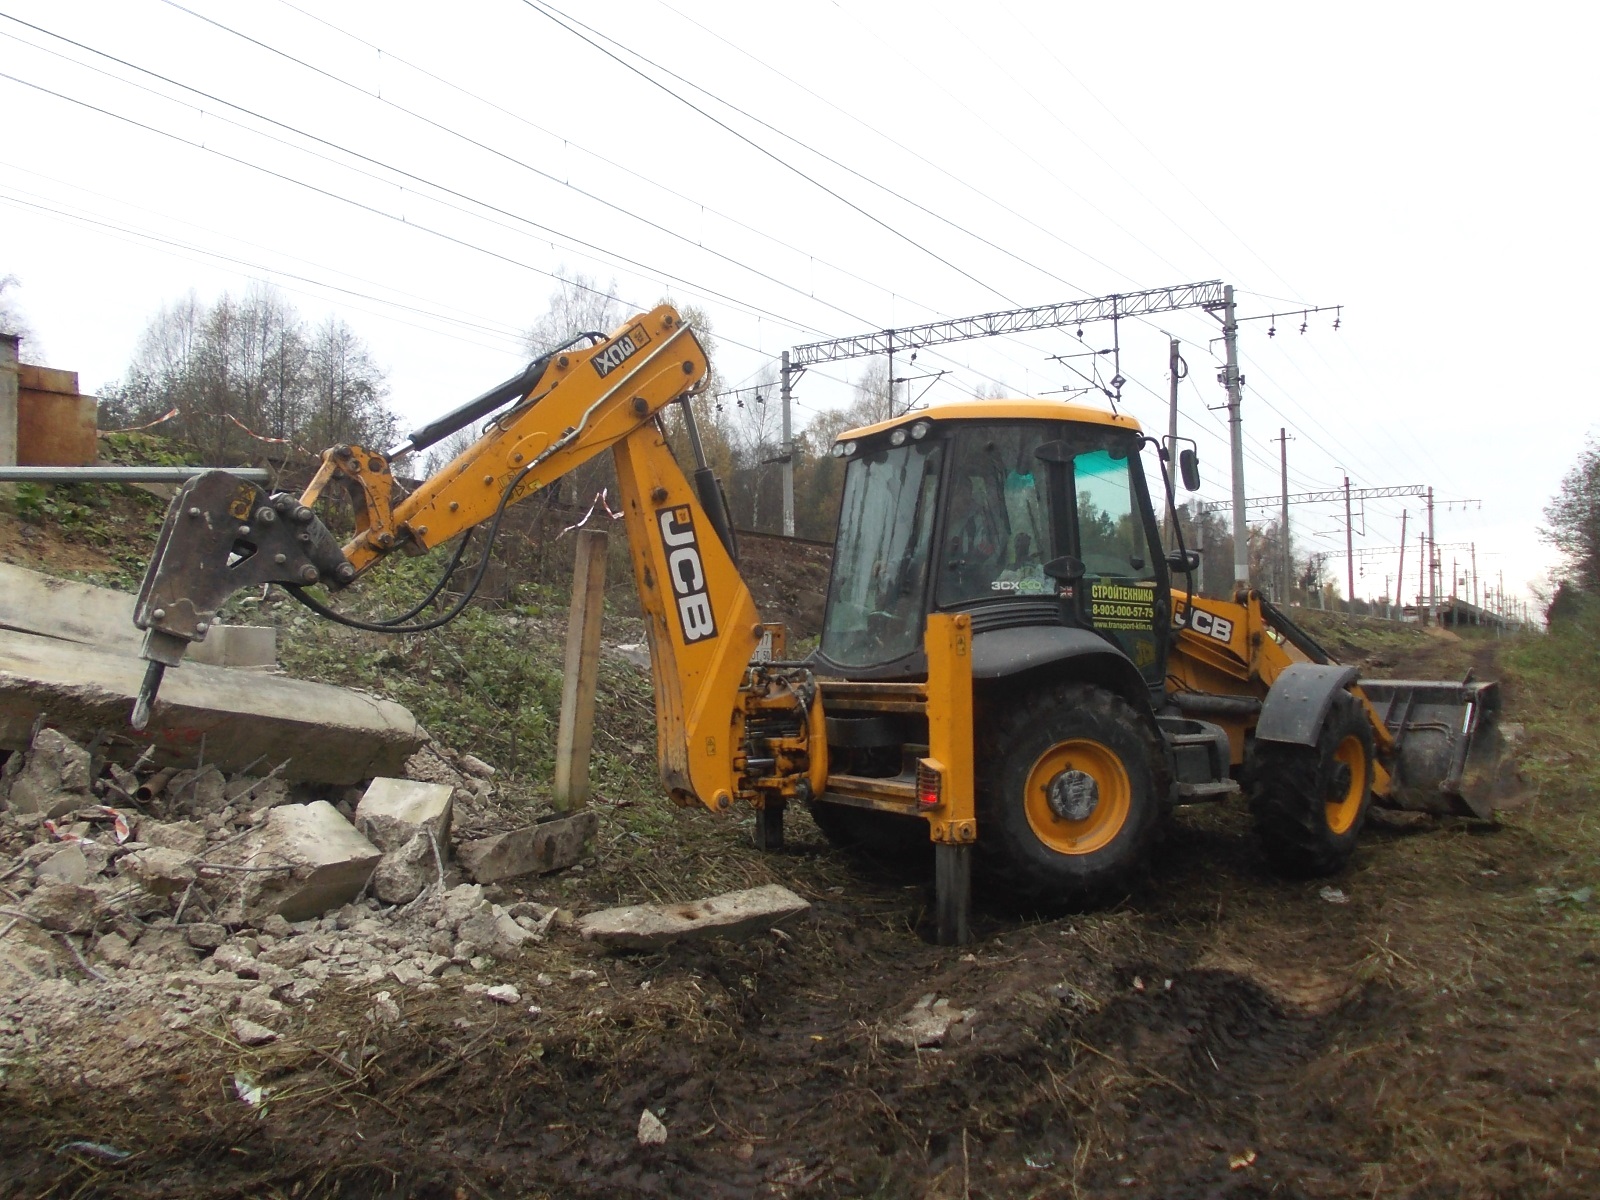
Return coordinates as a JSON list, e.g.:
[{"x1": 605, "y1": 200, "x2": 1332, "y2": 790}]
[
  {"x1": 456, "y1": 812, "x2": 597, "y2": 883},
  {"x1": 579, "y1": 883, "x2": 810, "y2": 951},
  {"x1": 0, "y1": 628, "x2": 421, "y2": 785}
]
